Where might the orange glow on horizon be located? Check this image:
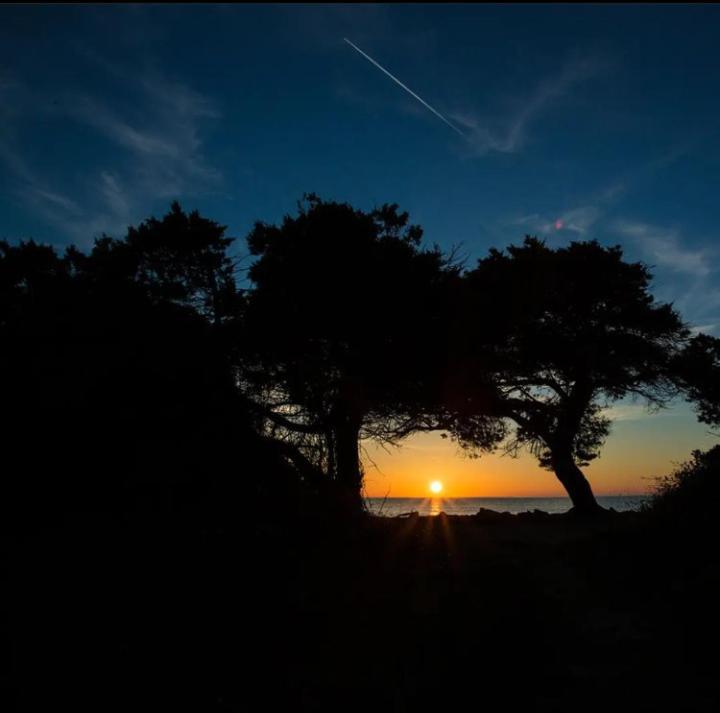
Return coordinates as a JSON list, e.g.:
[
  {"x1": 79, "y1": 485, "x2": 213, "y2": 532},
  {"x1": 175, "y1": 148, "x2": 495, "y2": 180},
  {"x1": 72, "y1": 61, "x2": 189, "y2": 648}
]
[{"x1": 361, "y1": 404, "x2": 717, "y2": 498}]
